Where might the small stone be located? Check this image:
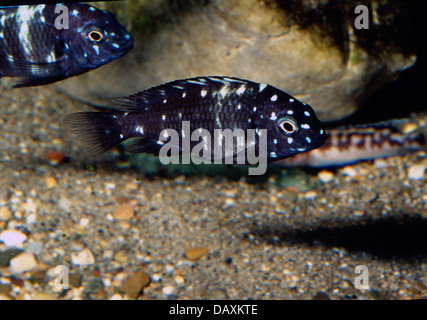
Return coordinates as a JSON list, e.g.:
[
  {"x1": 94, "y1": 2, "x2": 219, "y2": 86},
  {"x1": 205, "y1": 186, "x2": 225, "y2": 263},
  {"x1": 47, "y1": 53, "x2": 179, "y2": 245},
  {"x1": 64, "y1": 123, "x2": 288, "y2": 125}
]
[
  {"x1": 162, "y1": 285, "x2": 175, "y2": 296},
  {"x1": 9, "y1": 252, "x2": 37, "y2": 274},
  {"x1": 353, "y1": 210, "x2": 365, "y2": 217},
  {"x1": 0, "y1": 284, "x2": 12, "y2": 295},
  {"x1": 0, "y1": 248, "x2": 24, "y2": 267},
  {"x1": 318, "y1": 170, "x2": 334, "y2": 183},
  {"x1": 0, "y1": 229, "x2": 27, "y2": 247},
  {"x1": 185, "y1": 246, "x2": 209, "y2": 261},
  {"x1": 125, "y1": 182, "x2": 139, "y2": 191},
  {"x1": 32, "y1": 292, "x2": 57, "y2": 300},
  {"x1": 71, "y1": 248, "x2": 95, "y2": 266},
  {"x1": 341, "y1": 166, "x2": 357, "y2": 178},
  {"x1": 113, "y1": 203, "x2": 135, "y2": 220},
  {"x1": 0, "y1": 207, "x2": 12, "y2": 221},
  {"x1": 46, "y1": 150, "x2": 65, "y2": 166},
  {"x1": 408, "y1": 164, "x2": 425, "y2": 181},
  {"x1": 120, "y1": 270, "x2": 150, "y2": 299},
  {"x1": 69, "y1": 273, "x2": 83, "y2": 288},
  {"x1": 304, "y1": 190, "x2": 317, "y2": 200},
  {"x1": 80, "y1": 218, "x2": 90, "y2": 227},
  {"x1": 58, "y1": 197, "x2": 72, "y2": 213},
  {"x1": 110, "y1": 293, "x2": 123, "y2": 300},
  {"x1": 45, "y1": 176, "x2": 57, "y2": 188},
  {"x1": 174, "y1": 275, "x2": 185, "y2": 285}
]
